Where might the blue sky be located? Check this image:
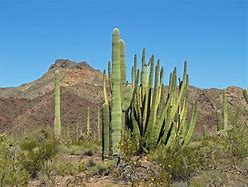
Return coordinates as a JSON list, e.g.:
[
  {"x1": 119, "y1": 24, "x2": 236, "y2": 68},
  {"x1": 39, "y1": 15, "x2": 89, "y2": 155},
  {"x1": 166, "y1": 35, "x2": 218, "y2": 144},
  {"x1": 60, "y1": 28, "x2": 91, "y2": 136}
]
[{"x1": 0, "y1": 0, "x2": 247, "y2": 88}]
